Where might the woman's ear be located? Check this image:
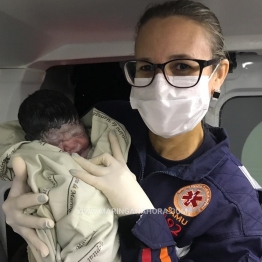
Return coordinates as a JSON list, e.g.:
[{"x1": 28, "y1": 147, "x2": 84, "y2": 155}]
[{"x1": 212, "y1": 59, "x2": 229, "y2": 89}]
